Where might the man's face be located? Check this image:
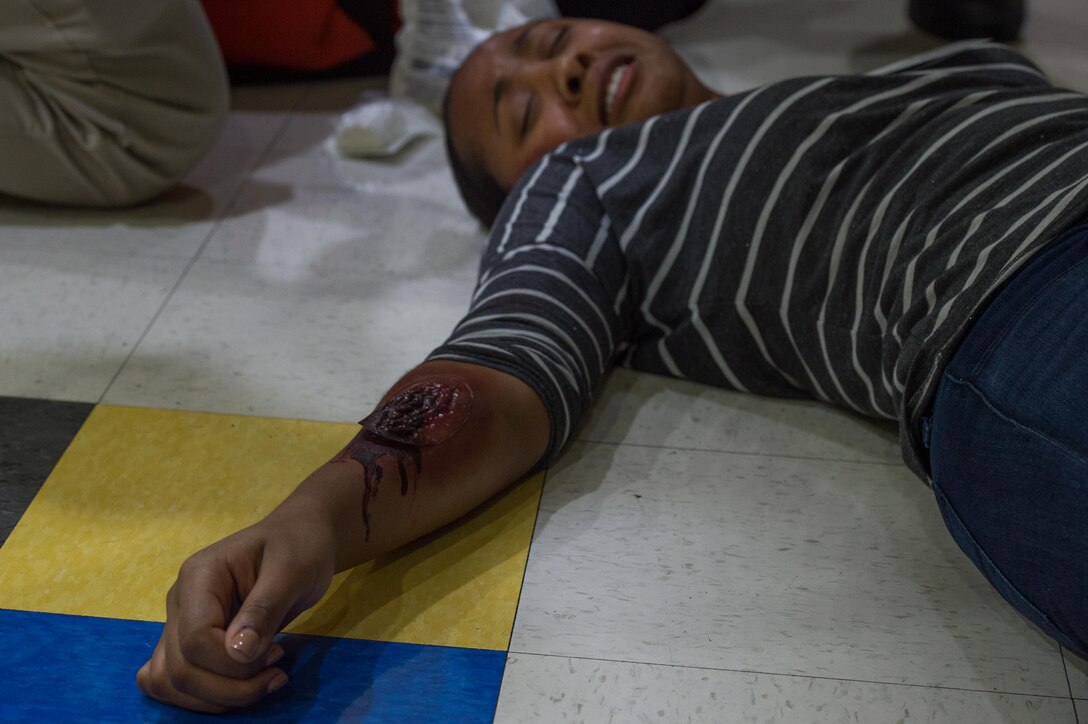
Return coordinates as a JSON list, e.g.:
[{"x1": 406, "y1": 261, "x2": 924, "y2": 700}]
[{"x1": 447, "y1": 18, "x2": 718, "y2": 192}]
